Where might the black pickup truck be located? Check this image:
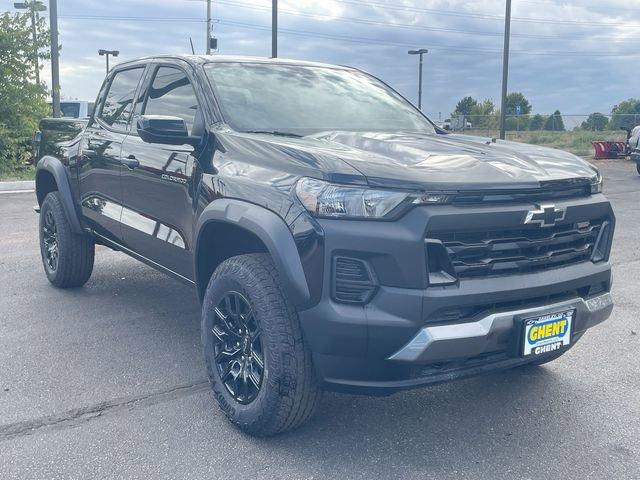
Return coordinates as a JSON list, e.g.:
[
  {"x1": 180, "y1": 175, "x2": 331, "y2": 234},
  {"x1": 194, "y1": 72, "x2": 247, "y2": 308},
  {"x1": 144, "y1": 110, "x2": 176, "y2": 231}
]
[{"x1": 35, "y1": 55, "x2": 614, "y2": 436}]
